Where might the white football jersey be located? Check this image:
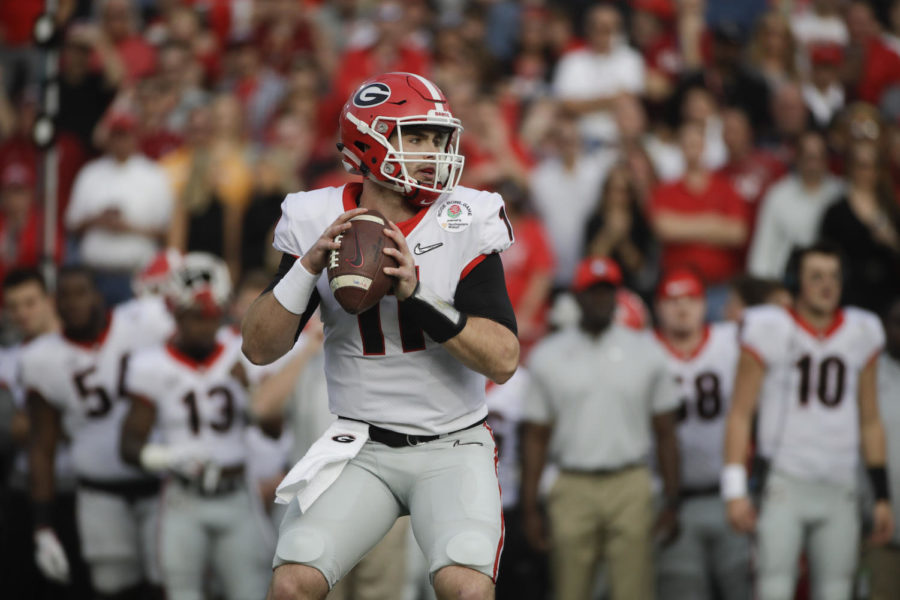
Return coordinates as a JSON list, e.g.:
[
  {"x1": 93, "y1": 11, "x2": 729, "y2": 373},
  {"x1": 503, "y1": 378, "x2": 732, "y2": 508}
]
[
  {"x1": 741, "y1": 305, "x2": 884, "y2": 486},
  {"x1": 1, "y1": 342, "x2": 77, "y2": 484},
  {"x1": 127, "y1": 336, "x2": 251, "y2": 468},
  {"x1": 19, "y1": 305, "x2": 173, "y2": 481},
  {"x1": 273, "y1": 183, "x2": 514, "y2": 435},
  {"x1": 655, "y1": 322, "x2": 739, "y2": 490},
  {"x1": 0, "y1": 344, "x2": 25, "y2": 406}
]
